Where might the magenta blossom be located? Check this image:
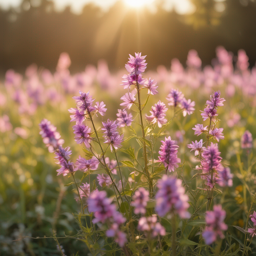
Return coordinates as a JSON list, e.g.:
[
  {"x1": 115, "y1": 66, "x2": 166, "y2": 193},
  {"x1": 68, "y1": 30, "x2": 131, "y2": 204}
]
[
  {"x1": 97, "y1": 174, "x2": 112, "y2": 187},
  {"x1": 73, "y1": 91, "x2": 95, "y2": 113},
  {"x1": 146, "y1": 101, "x2": 167, "y2": 128},
  {"x1": 76, "y1": 156, "x2": 99, "y2": 172},
  {"x1": 158, "y1": 136, "x2": 180, "y2": 172},
  {"x1": 138, "y1": 215, "x2": 166, "y2": 238},
  {"x1": 187, "y1": 139, "x2": 205, "y2": 156},
  {"x1": 241, "y1": 130, "x2": 253, "y2": 149},
  {"x1": 116, "y1": 109, "x2": 133, "y2": 127},
  {"x1": 73, "y1": 124, "x2": 91, "y2": 148},
  {"x1": 79, "y1": 183, "x2": 90, "y2": 198},
  {"x1": 56, "y1": 160, "x2": 75, "y2": 177},
  {"x1": 105, "y1": 157, "x2": 117, "y2": 174},
  {"x1": 143, "y1": 78, "x2": 158, "y2": 95},
  {"x1": 201, "y1": 107, "x2": 218, "y2": 121},
  {"x1": 202, "y1": 205, "x2": 227, "y2": 245},
  {"x1": 181, "y1": 99, "x2": 195, "y2": 116},
  {"x1": 206, "y1": 91, "x2": 225, "y2": 109},
  {"x1": 217, "y1": 166, "x2": 233, "y2": 187},
  {"x1": 120, "y1": 89, "x2": 137, "y2": 109},
  {"x1": 248, "y1": 212, "x2": 256, "y2": 237},
  {"x1": 155, "y1": 175, "x2": 190, "y2": 218},
  {"x1": 166, "y1": 89, "x2": 184, "y2": 107},
  {"x1": 131, "y1": 188, "x2": 149, "y2": 215},
  {"x1": 68, "y1": 108, "x2": 85, "y2": 124},
  {"x1": 95, "y1": 101, "x2": 107, "y2": 116},
  {"x1": 106, "y1": 224, "x2": 127, "y2": 247},
  {"x1": 121, "y1": 73, "x2": 144, "y2": 89},
  {"x1": 125, "y1": 53, "x2": 147, "y2": 74},
  {"x1": 193, "y1": 124, "x2": 208, "y2": 136},
  {"x1": 209, "y1": 128, "x2": 224, "y2": 142}
]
